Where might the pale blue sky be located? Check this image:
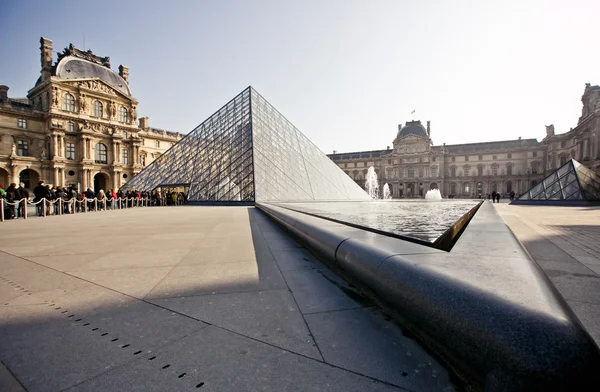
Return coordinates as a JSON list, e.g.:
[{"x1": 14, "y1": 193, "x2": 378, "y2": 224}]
[{"x1": 1, "y1": 0, "x2": 598, "y2": 154}]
